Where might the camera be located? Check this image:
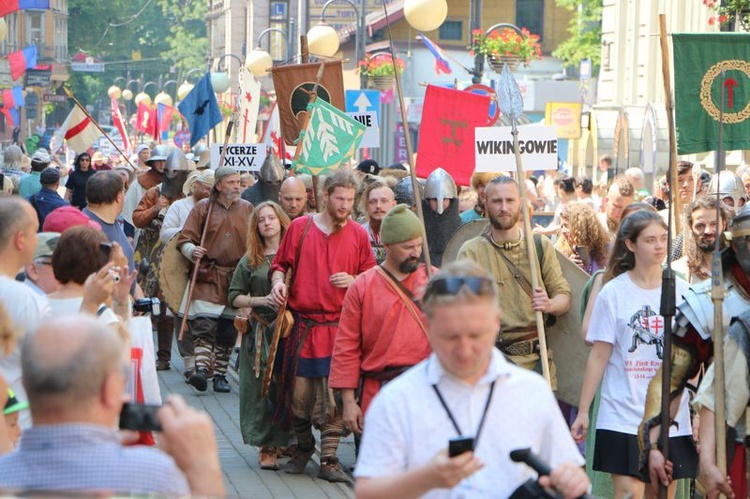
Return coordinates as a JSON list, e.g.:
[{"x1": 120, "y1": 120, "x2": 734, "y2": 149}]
[
  {"x1": 119, "y1": 403, "x2": 162, "y2": 432},
  {"x1": 133, "y1": 297, "x2": 161, "y2": 316},
  {"x1": 108, "y1": 267, "x2": 121, "y2": 284}
]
